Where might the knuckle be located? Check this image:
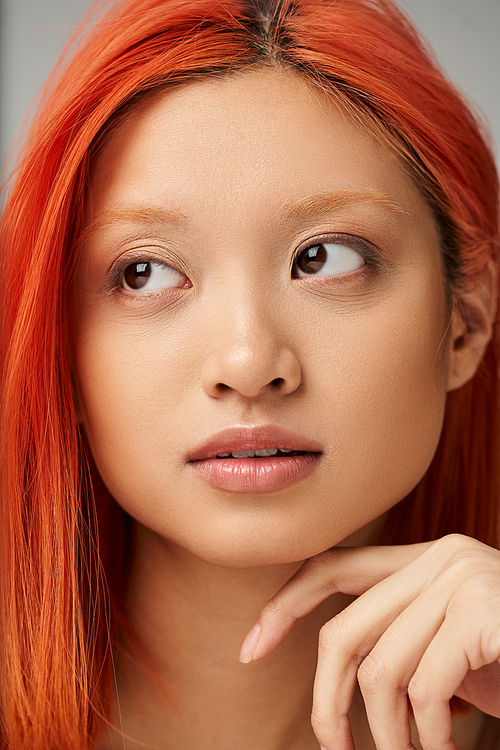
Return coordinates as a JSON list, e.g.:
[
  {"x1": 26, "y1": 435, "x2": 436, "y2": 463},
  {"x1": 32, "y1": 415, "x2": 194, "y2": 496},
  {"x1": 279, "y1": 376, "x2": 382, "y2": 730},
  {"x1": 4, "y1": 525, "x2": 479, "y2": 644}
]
[
  {"x1": 407, "y1": 672, "x2": 431, "y2": 710},
  {"x1": 357, "y1": 654, "x2": 388, "y2": 695},
  {"x1": 430, "y1": 534, "x2": 489, "y2": 584},
  {"x1": 260, "y1": 594, "x2": 293, "y2": 631},
  {"x1": 318, "y1": 546, "x2": 345, "y2": 565},
  {"x1": 263, "y1": 596, "x2": 285, "y2": 621},
  {"x1": 455, "y1": 571, "x2": 496, "y2": 608},
  {"x1": 301, "y1": 549, "x2": 342, "y2": 588},
  {"x1": 437, "y1": 532, "x2": 472, "y2": 550},
  {"x1": 318, "y1": 617, "x2": 347, "y2": 651},
  {"x1": 302, "y1": 550, "x2": 331, "y2": 570},
  {"x1": 310, "y1": 705, "x2": 332, "y2": 738},
  {"x1": 297, "y1": 557, "x2": 332, "y2": 591},
  {"x1": 435, "y1": 533, "x2": 483, "y2": 564}
]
